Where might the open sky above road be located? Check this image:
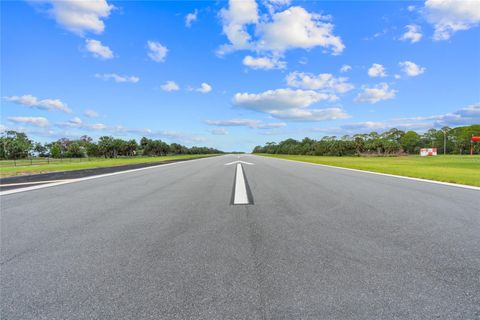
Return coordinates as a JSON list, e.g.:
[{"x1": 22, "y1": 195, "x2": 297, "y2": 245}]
[{"x1": 1, "y1": 0, "x2": 480, "y2": 151}]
